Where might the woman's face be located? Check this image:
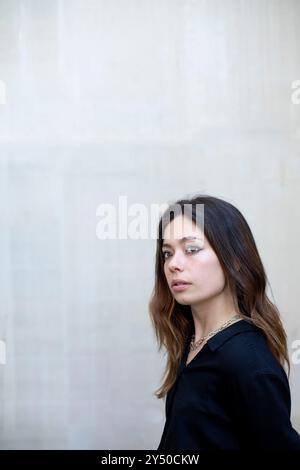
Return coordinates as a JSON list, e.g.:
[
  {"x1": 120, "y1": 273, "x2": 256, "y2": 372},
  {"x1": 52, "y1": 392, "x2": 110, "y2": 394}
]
[{"x1": 162, "y1": 215, "x2": 227, "y2": 305}]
